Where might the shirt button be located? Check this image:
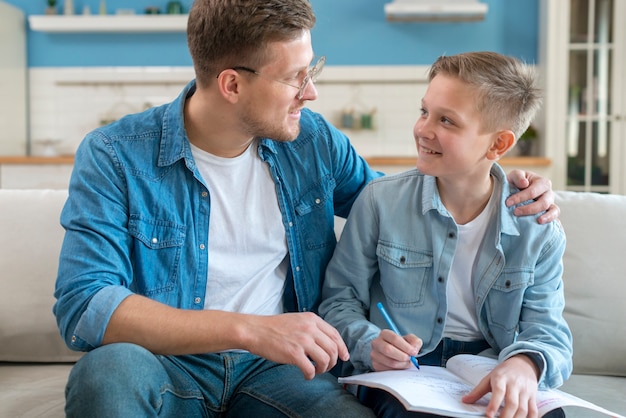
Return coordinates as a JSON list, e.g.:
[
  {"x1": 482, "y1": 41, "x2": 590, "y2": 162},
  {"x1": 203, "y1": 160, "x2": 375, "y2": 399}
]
[
  {"x1": 151, "y1": 237, "x2": 158, "y2": 244},
  {"x1": 199, "y1": 244, "x2": 206, "y2": 250},
  {"x1": 71, "y1": 335, "x2": 77, "y2": 343},
  {"x1": 194, "y1": 297, "x2": 201, "y2": 304},
  {"x1": 437, "y1": 317, "x2": 443, "y2": 324},
  {"x1": 448, "y1": 232, "x2": 455, "y2": 239},
  {"x1": 288, "y1": 222, "x2": 293, "y2": 227},
  {"x1": 201, "y1": 191, "x2": 208, "y2": 197},
  {"x1": 437, "y1": 276, "x2": 444, "y2": 283},
  {"x1": 315, "y1": 198, "x2": 321, "y2": 204},
  {"x1": 399, "y1": 256, "x2": 406, "y2": 264},
  {"x1": 295, "y1": 266, "x2": 301, "y2": 272}
]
